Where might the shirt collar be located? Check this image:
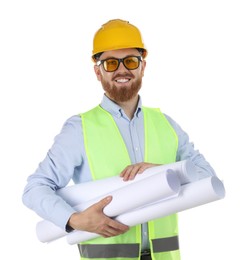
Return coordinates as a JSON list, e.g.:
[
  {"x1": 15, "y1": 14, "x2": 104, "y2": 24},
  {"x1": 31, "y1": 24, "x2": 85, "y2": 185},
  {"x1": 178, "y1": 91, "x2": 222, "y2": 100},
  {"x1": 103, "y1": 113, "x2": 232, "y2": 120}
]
[{"x1": 100, "y1": 94, "x2": 142, "y2": 118}]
